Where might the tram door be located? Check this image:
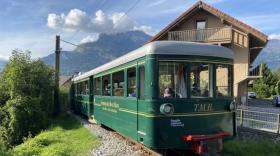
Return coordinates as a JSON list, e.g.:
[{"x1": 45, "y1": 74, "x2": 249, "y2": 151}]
[{"x1": 137, "y1": 65, "x2": 145, "y2": 141}]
